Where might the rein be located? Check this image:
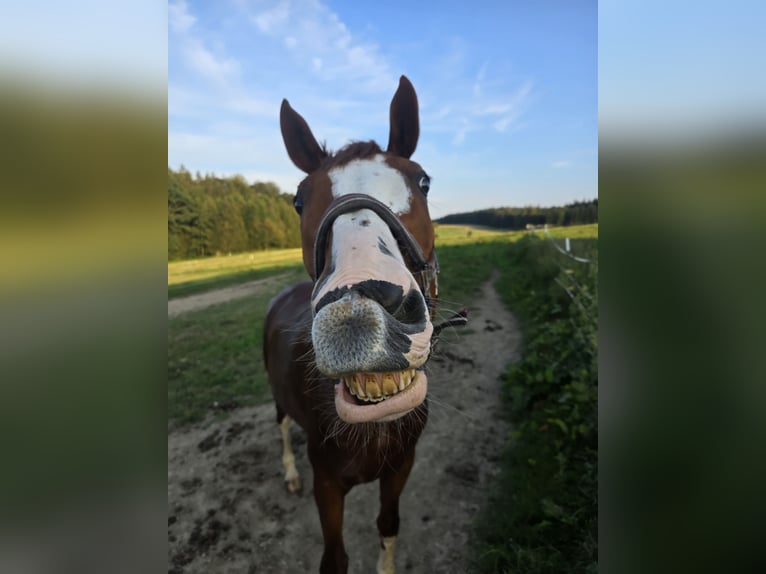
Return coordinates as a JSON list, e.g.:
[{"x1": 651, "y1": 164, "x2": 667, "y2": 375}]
[{"x1": 312, "y1": 193, "x2": 467, "y2": 342}]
